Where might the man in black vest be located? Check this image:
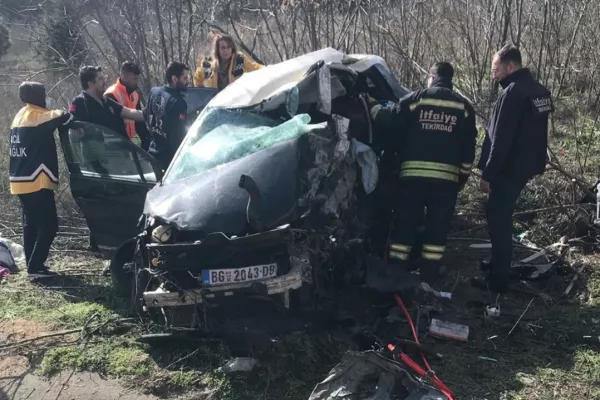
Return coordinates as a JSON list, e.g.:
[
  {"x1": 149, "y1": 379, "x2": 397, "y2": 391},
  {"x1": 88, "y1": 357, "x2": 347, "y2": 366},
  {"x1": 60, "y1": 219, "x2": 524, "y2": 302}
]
[
  {"x1": 474, "y1": 44, "x2": 553, "y2": 294},
  {"x1": 9, "y1": 82, "x2": 74, "y2": 277}
]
